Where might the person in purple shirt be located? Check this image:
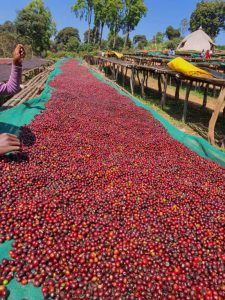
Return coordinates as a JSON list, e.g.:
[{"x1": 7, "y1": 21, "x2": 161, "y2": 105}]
[{"x1": 0, "y1": 44, "x2": 25, "y2": 155}]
